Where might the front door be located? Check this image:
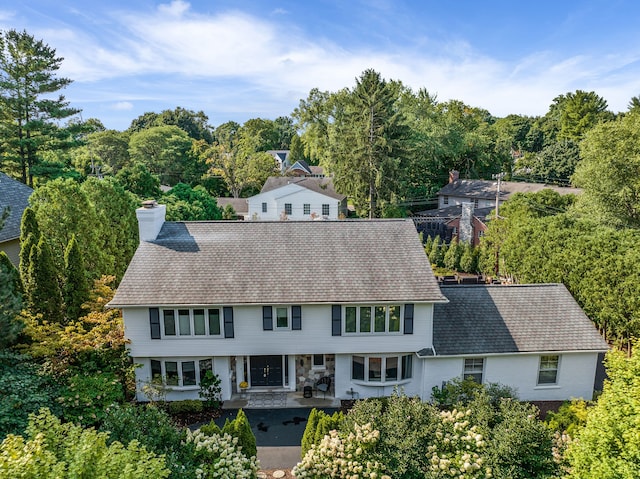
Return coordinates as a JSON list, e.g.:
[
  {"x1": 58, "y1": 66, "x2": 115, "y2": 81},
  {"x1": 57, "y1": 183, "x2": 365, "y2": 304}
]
[{"x1": 249, "y1": 355, "x2": 283, "y2": 387}]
